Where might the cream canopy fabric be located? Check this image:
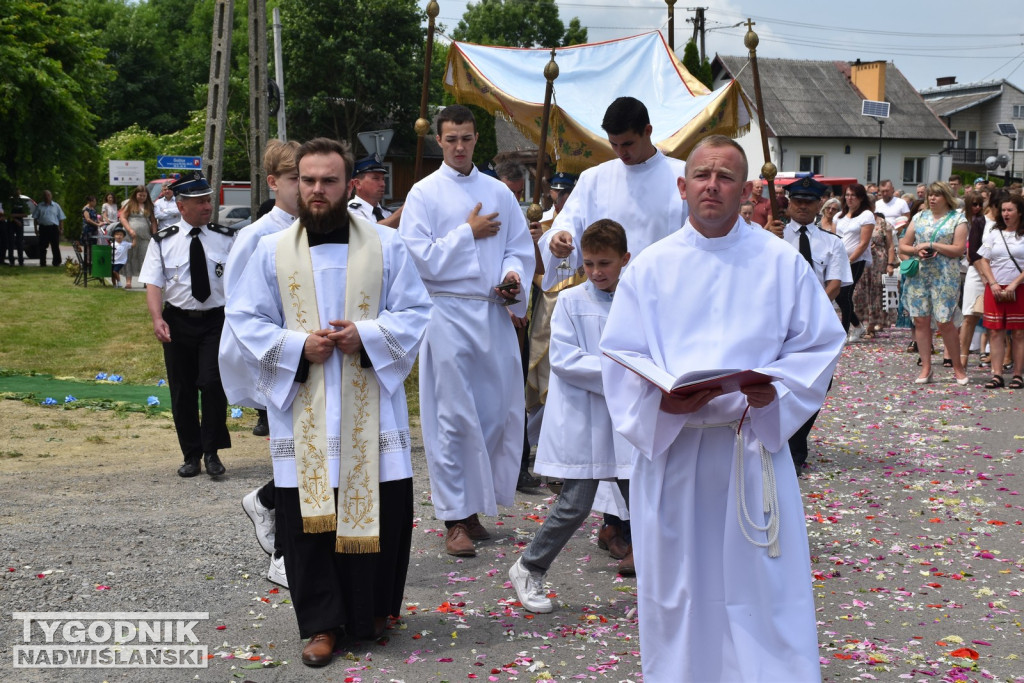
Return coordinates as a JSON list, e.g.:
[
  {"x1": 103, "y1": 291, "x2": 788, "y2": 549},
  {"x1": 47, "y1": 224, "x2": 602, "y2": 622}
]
[{"x1": 444, "y1": 32, "x2": 750, "y2": 174}]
